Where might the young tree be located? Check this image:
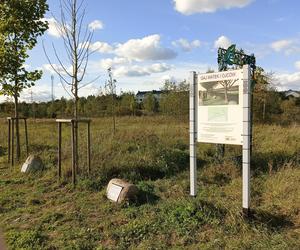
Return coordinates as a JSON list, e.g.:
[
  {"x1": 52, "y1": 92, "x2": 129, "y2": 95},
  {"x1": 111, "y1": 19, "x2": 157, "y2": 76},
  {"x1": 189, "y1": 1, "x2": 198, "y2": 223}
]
[
  {"x1": 44, "y1": 0, "x2": 97, "y2": 120},
  {"x1": 105, "y1": 68, "x2": 117, "y2": 134},
  {"x1": 44, "y1": 0, "x2": 100, "y2": 173},
  {"x1": 0, "y1": 0, "x2": 48, "y2": 160}
]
